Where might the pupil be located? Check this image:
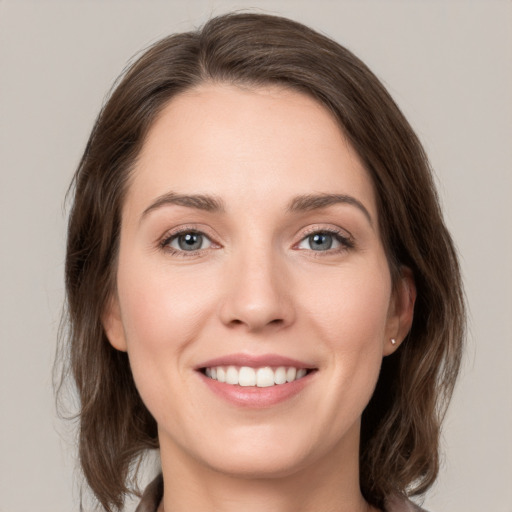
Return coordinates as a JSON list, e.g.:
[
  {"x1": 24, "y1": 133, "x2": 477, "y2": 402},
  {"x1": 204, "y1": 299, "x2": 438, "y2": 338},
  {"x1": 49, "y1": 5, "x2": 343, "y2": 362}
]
[
  {"x1": 311, "y1": 233, "x2": 332, "y2": 250},
  {"x1": 178, "y1": 233, "x2": 202, "y2": 250}
]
